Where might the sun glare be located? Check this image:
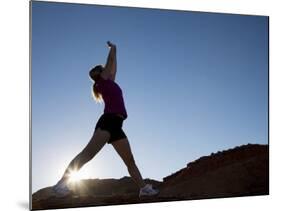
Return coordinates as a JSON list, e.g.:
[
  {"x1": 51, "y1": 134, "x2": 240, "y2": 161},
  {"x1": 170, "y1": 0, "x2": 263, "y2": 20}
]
[
  {"x1": 68, "y1": 169, "x2": 90, "y2": 184},
  {"x1": 69, "y1": 170, "x2": 81, "y2": 183}
]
